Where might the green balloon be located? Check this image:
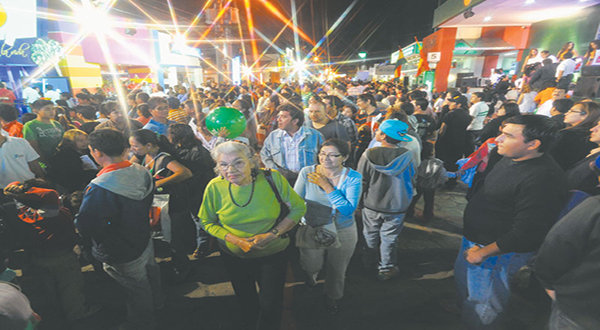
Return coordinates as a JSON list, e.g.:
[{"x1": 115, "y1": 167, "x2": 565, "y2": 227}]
[{"x1": 205, "y1": 107, "x2": 247, "y2": 139}]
